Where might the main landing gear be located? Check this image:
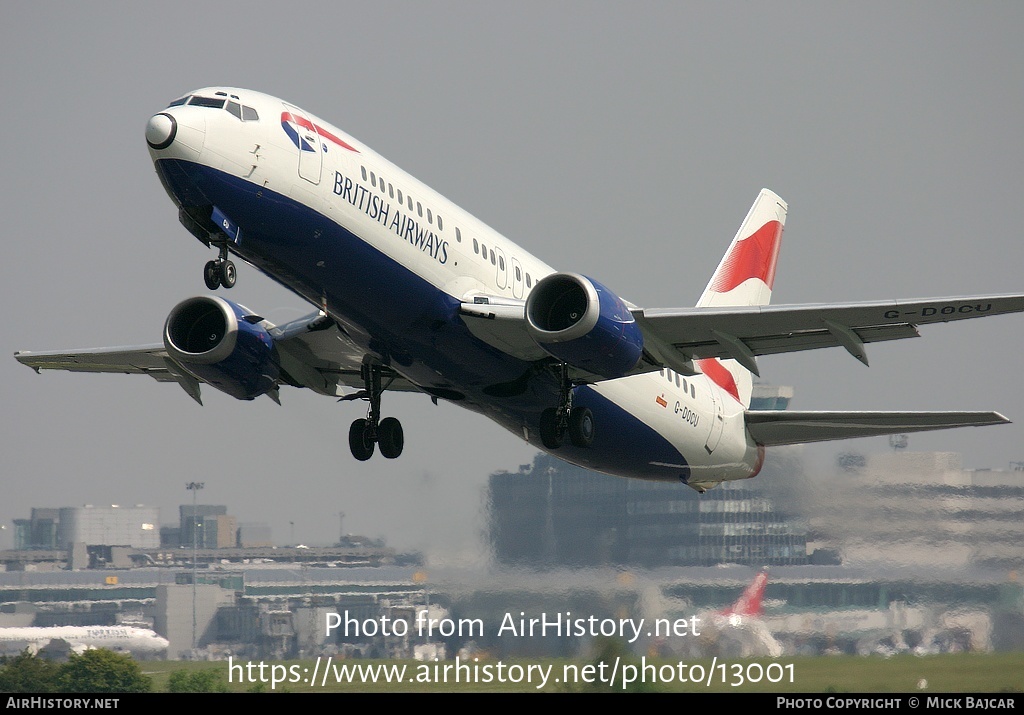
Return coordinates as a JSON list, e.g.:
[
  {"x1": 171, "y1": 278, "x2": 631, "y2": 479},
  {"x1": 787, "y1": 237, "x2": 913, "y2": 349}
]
[
  {"x1": 203, "y1": 244, "x2": 236, "y2": 290},
  {"x1": 344, "y1": 362, "x2": 404, "y2": 461},
  {"x1": 539, "y1": 363, "x2": 595, "y2": 450}
]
